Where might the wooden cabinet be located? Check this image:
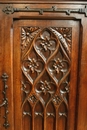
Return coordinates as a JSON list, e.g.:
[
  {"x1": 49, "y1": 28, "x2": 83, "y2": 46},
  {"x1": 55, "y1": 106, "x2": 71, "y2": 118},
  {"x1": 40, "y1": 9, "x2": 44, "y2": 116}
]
[{"x1": 0, "y1": 1, "x2": 87, "y2": 130}]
